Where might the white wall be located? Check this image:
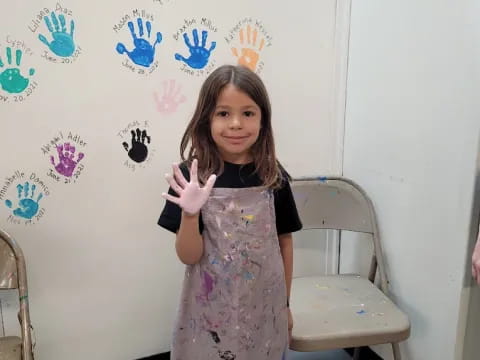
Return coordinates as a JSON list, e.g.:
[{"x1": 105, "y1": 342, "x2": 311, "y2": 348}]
[
  {"x1": 343, "y1": 1, "x2": 480, "y2": 359},
  {"x1": 0, "y1": 1, "x2": 347, "y2": 359},
  {"x1": 455, "y1": 3, "x2": 480, "y2": 358}
]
